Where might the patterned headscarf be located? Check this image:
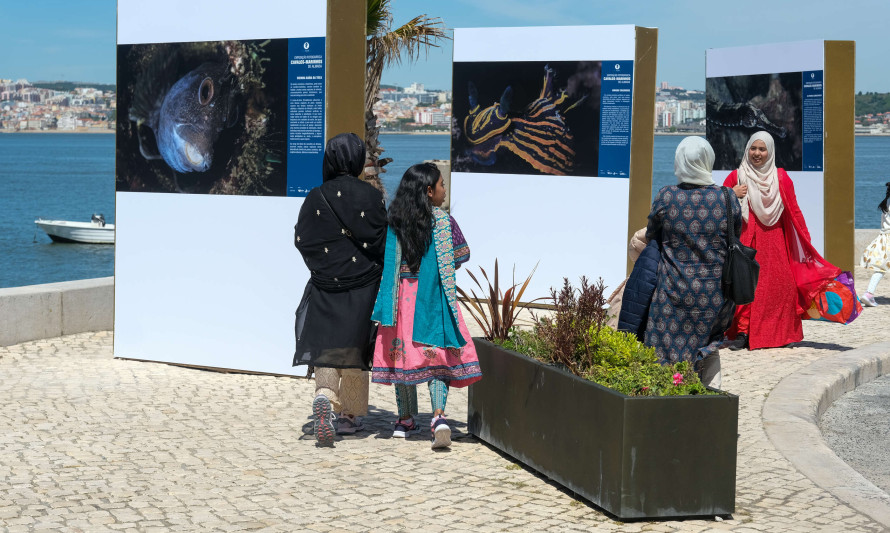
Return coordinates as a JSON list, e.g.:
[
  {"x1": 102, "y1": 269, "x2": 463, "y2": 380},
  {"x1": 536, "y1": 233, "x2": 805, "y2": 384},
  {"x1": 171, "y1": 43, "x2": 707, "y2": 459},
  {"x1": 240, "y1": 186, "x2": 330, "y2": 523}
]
[
  {"x1": 674, "y1": 136, "x2": 715, "y2": 186},
  {"x1": 738, "y1": 131, "x2": 783, "y2": 226}
]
